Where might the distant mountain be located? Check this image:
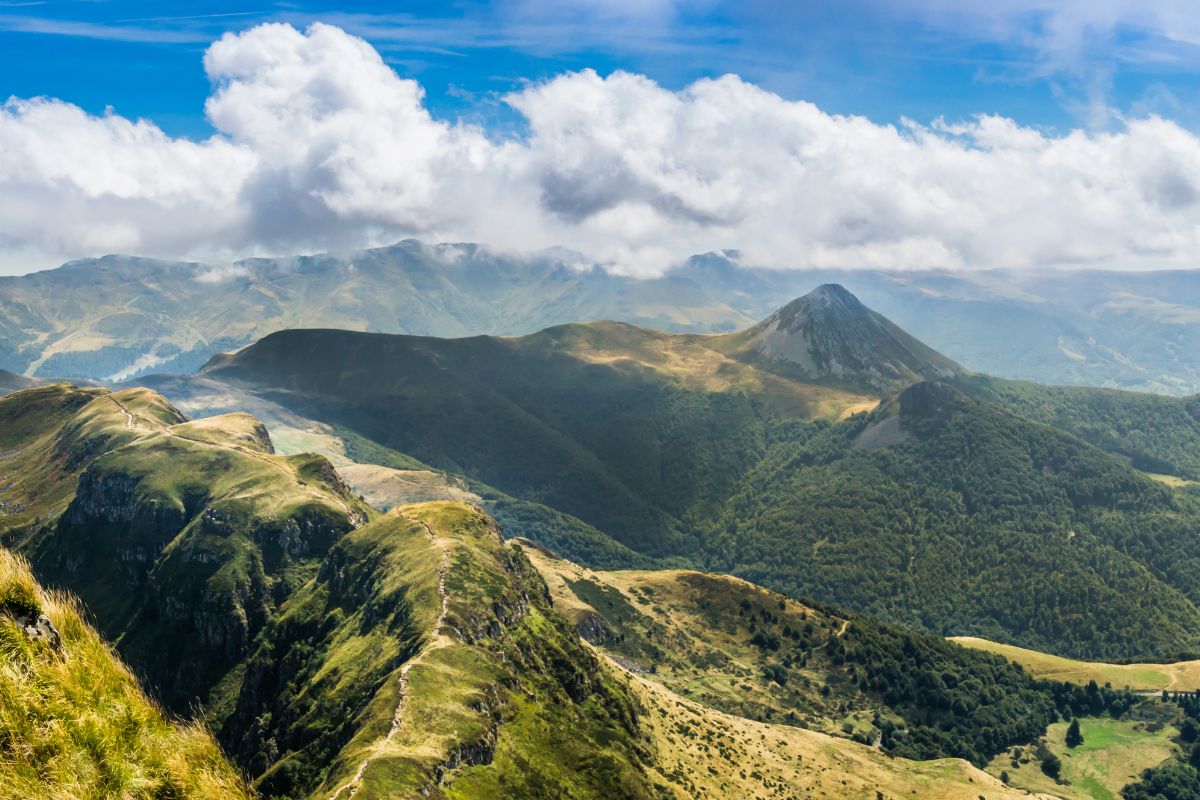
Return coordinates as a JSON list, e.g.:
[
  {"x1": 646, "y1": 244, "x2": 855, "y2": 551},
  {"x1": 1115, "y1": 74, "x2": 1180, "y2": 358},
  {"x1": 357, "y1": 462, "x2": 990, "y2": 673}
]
[
  {"x1": 0, "y1": 242, "x2": 753, "y2": 382},
  {"x1": 0, "y1": 368, "x2": 40, "y2": 394},
  {"x1": 187, "y1": 291, "x2": 1200, "y2": 660},
  {"x1": 716, "y1": 283, "x2": 963, "y2": 393},
  {"x1": 8, "y1": 241, "x2": 1200, "y2": 392},
  {"x1": 0, "y1": 383, "x2": 1051, "y2": 799}
]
